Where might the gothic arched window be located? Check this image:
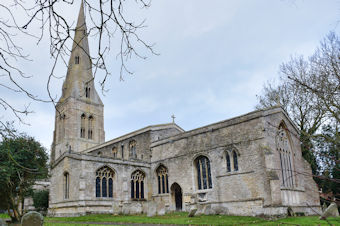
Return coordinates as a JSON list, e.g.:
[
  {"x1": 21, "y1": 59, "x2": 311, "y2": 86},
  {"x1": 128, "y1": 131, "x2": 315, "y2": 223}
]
[
  {"x1": 233, "y1": 151, "x2": 238, "y2": 171},
  {"x1": 80, "y1": 113, "x2": 86, "y2": 138},
  {"x1": 129, "y1": 140, "x2": 137, "y2": 159},
  {"x1": 195, "y1": 156, "x2": 212, "y2": 190},
  {"x1": 226, "y1": 152, "x2": 231, "y2": 172},
  {"x1": 112, "y1": 147, "x2": 117, "y2": 159},
  {"x1": 131, "y1": 170, "x2": 145, "y2": 200},
  {"x1": 156, "y1": 165, "x2": 169, "y2": 194},
  {"x1": 276, "y1": 123, "x2": 294, "y2": 188},
  {"x1": 64, "y1": 172, "x2": 69, "y2": 199},
  {"x1": 95, "y1": 166, "x2": 114, "y2": 198},
  {"x1": 88, "y1": 115, "x2": 93, "y2": 139}
]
